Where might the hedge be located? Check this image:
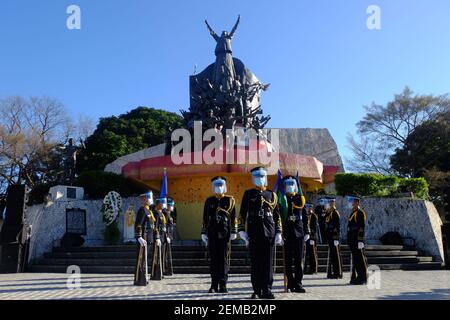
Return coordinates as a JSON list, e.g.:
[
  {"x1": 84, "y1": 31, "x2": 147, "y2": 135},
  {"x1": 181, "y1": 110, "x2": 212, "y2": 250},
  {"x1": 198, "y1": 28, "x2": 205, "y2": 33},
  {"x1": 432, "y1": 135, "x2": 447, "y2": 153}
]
[
  {"x1": 75, "y1": 170, "x2": 149, "y2": 199},
  {"x1": 334, "y1": 173, "x2": 428, "y2": 199}
]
